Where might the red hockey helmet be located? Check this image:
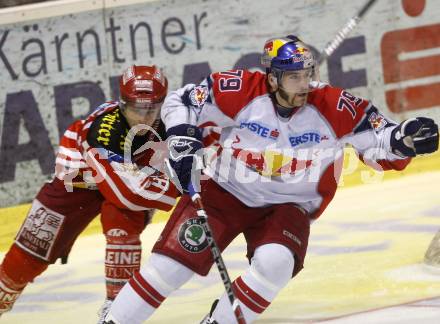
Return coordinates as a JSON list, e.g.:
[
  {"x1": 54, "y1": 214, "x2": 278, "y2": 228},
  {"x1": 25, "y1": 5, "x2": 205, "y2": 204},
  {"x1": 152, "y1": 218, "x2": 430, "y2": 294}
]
[{"x1": 119, "y1": 65, "x2": 168, "y2": 108}]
